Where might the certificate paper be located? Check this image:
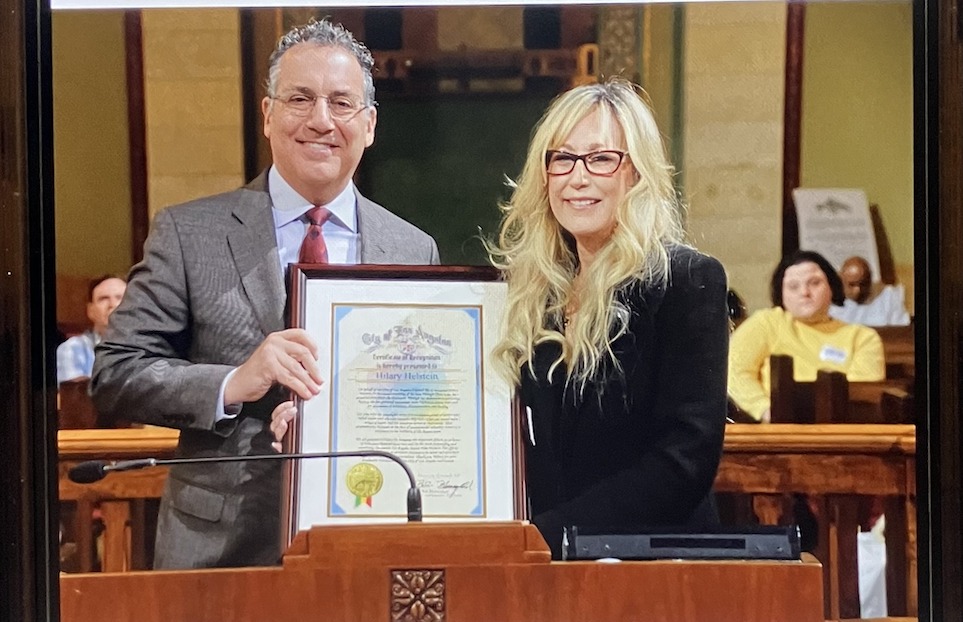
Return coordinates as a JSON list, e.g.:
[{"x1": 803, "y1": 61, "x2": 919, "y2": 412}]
[
  {"x1": 285, "y1": 266, "x2": 520, "y2": 537},
  {"x1": 331, "y1": 304, "x2": 485, "y2": 516}
]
